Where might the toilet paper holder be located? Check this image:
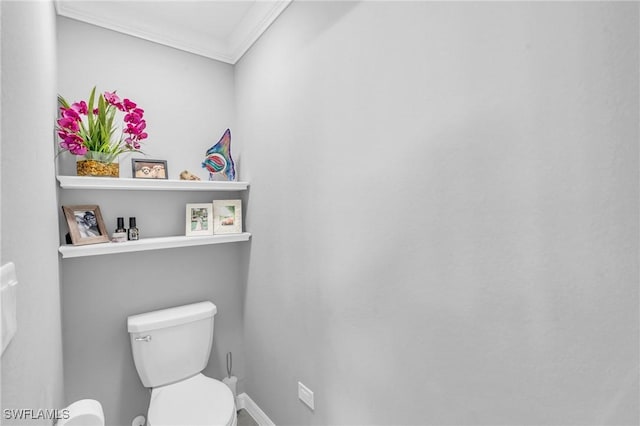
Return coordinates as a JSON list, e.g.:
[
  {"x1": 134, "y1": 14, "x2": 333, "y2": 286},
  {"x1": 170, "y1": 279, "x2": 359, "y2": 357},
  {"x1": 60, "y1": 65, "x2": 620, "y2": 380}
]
[{"x1": 222, "y1": 352, "x2": 238, "y2": 405}]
